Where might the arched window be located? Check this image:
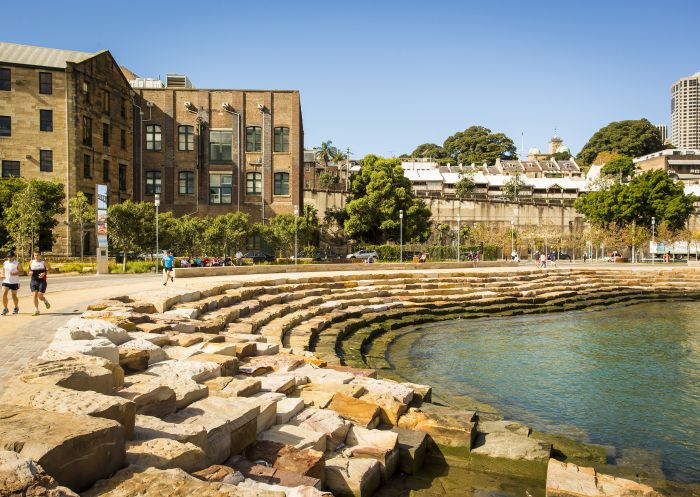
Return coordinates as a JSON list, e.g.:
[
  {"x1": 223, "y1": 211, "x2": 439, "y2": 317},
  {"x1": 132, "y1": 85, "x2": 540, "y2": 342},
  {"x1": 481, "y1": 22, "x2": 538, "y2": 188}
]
[
  {"x1": 246, "y1": 172, "x2": 262, "y2": 194},
  {"x1": 179, "y1": 171, "x2": 194, "y2": 195},
  {"x1": 274, "y1": 172, "x2": 289, "y2": 195},
  {"x1": 274, "y1": 127, "x2": 289, "y2": 152},
  {"x1": 145, "y1": 124, "x2": 161, "y2": 151},
  {"x1": 246, "y1": 126, "x2": 262, "y2": 152},
  {"x1": 178, "y1": 125, "x2": 194, "y2": 151}
]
